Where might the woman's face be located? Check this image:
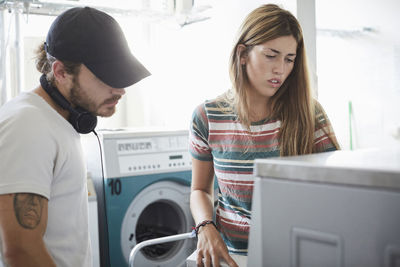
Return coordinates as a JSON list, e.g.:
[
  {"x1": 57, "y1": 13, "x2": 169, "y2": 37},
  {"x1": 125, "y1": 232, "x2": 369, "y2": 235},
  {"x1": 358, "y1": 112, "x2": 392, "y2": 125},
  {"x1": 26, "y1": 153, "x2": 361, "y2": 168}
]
[{"x1": 242, "y1": 35, "x2": 297, "y2": 103}]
